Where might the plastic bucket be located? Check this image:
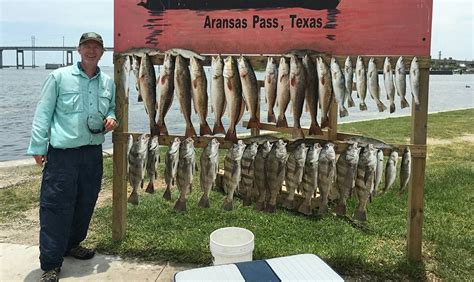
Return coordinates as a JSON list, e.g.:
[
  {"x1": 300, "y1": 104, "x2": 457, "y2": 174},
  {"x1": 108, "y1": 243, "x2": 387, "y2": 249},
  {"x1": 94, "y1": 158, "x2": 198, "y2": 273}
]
[{"x1": 209, "y1": 227, "x2": 255, "y2": 265}]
